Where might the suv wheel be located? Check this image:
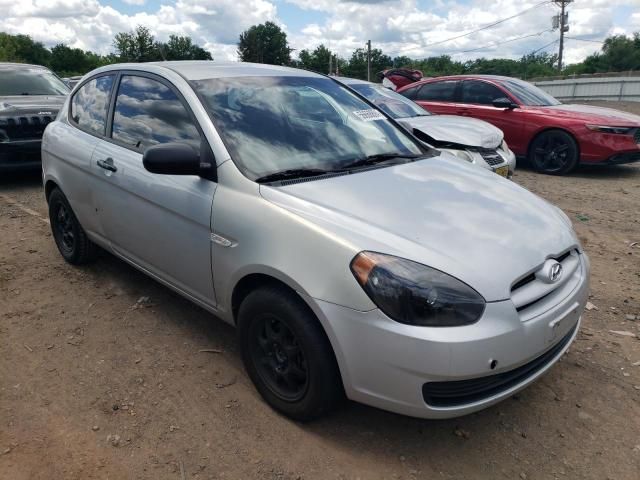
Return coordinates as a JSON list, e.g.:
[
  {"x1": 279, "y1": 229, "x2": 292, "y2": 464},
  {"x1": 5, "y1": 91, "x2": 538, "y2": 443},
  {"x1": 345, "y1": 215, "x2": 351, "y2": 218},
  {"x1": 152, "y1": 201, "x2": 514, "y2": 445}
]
[
  {"x1": 48, "y1": 188, "x2": 97, "y2": 265},
  {"x1": 529, "y1": 129, "x2": 579, "y2": 175},
  {"x1": 238, "y1": 285, "x2": 343, "y2": 421}
]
